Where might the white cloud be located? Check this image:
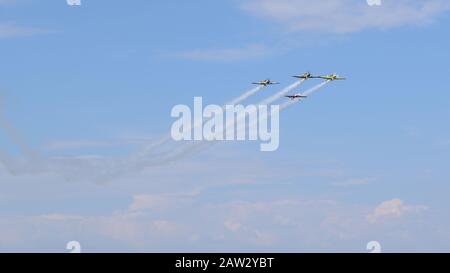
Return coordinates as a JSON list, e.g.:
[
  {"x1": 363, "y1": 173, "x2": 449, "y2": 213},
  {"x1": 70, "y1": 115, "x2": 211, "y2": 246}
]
[
  {"x1": 173, "y1": 44, "x2": 271, "y2": 61},
  {"x1": 0, "y1": 22, "x2": 48, "y2": 39},
  {"x1": 18, "y1": 207, "x2": 182, "y2": 247},
  {"x1": 38, "y1": 214, "x2": 84, "y2": 221},
  {"x1": 239, "y1": 0, "x2": 450, "y2": 33},
  {"x1": 152, "y1": 220, "x2": 178, "y2": 233},
  {"x1": 0, "y1": 194, "x2": 442, "y2": 252},
  {"x1": 332, "y1": 177, "x2": 373, "y2": 187},
  {"x1": 128, "y1": 194, "x2": 172, "y2": 211},
  {"x1": 0, "y1": 137, "x2": 443, "y2": 251},
  {"x1": 367, "y1": 198, "x2": 427, "y2": 223},
  {"x1": 129, "y1": 190, "x2": 201, "y2": 212},
  {"x1": 224, "y1": 220, "x2": 242, "y2": 232}
]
